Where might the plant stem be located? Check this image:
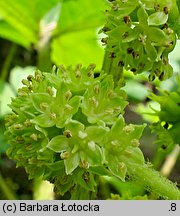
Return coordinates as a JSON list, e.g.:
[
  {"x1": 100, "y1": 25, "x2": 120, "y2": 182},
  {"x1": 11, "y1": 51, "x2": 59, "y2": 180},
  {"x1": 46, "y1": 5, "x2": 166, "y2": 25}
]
[
  {"x1": 0, "y1": 173, "x2": 17, "y2": 200},
  {"x1": 128, "y1": 163, "x2": 180, "y2": 200},
  {"x1": 1, "y1": 44, "x2": 17, "y2": 81},
  {"x1": 102, "y1": 49, "x2": 124, "y2": 87},
  {"x1": 37, "y1": 42, "x2": 52, "y2": 72}
]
